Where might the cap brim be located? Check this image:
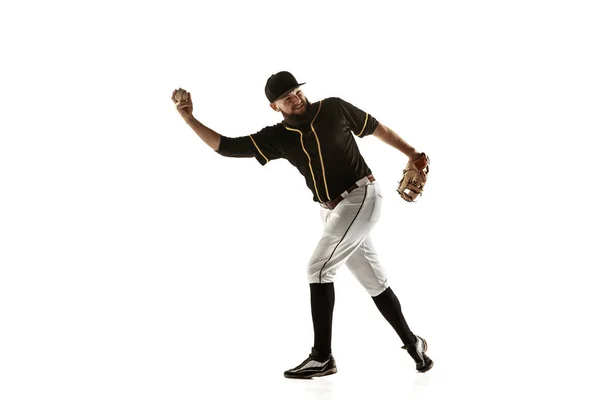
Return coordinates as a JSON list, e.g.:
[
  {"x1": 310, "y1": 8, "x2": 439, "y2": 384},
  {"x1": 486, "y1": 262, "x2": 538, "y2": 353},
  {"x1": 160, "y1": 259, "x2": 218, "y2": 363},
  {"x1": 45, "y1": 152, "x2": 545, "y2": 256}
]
[{"x1": 274, "y1": 82, "x2": 306, "y2": 101}]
